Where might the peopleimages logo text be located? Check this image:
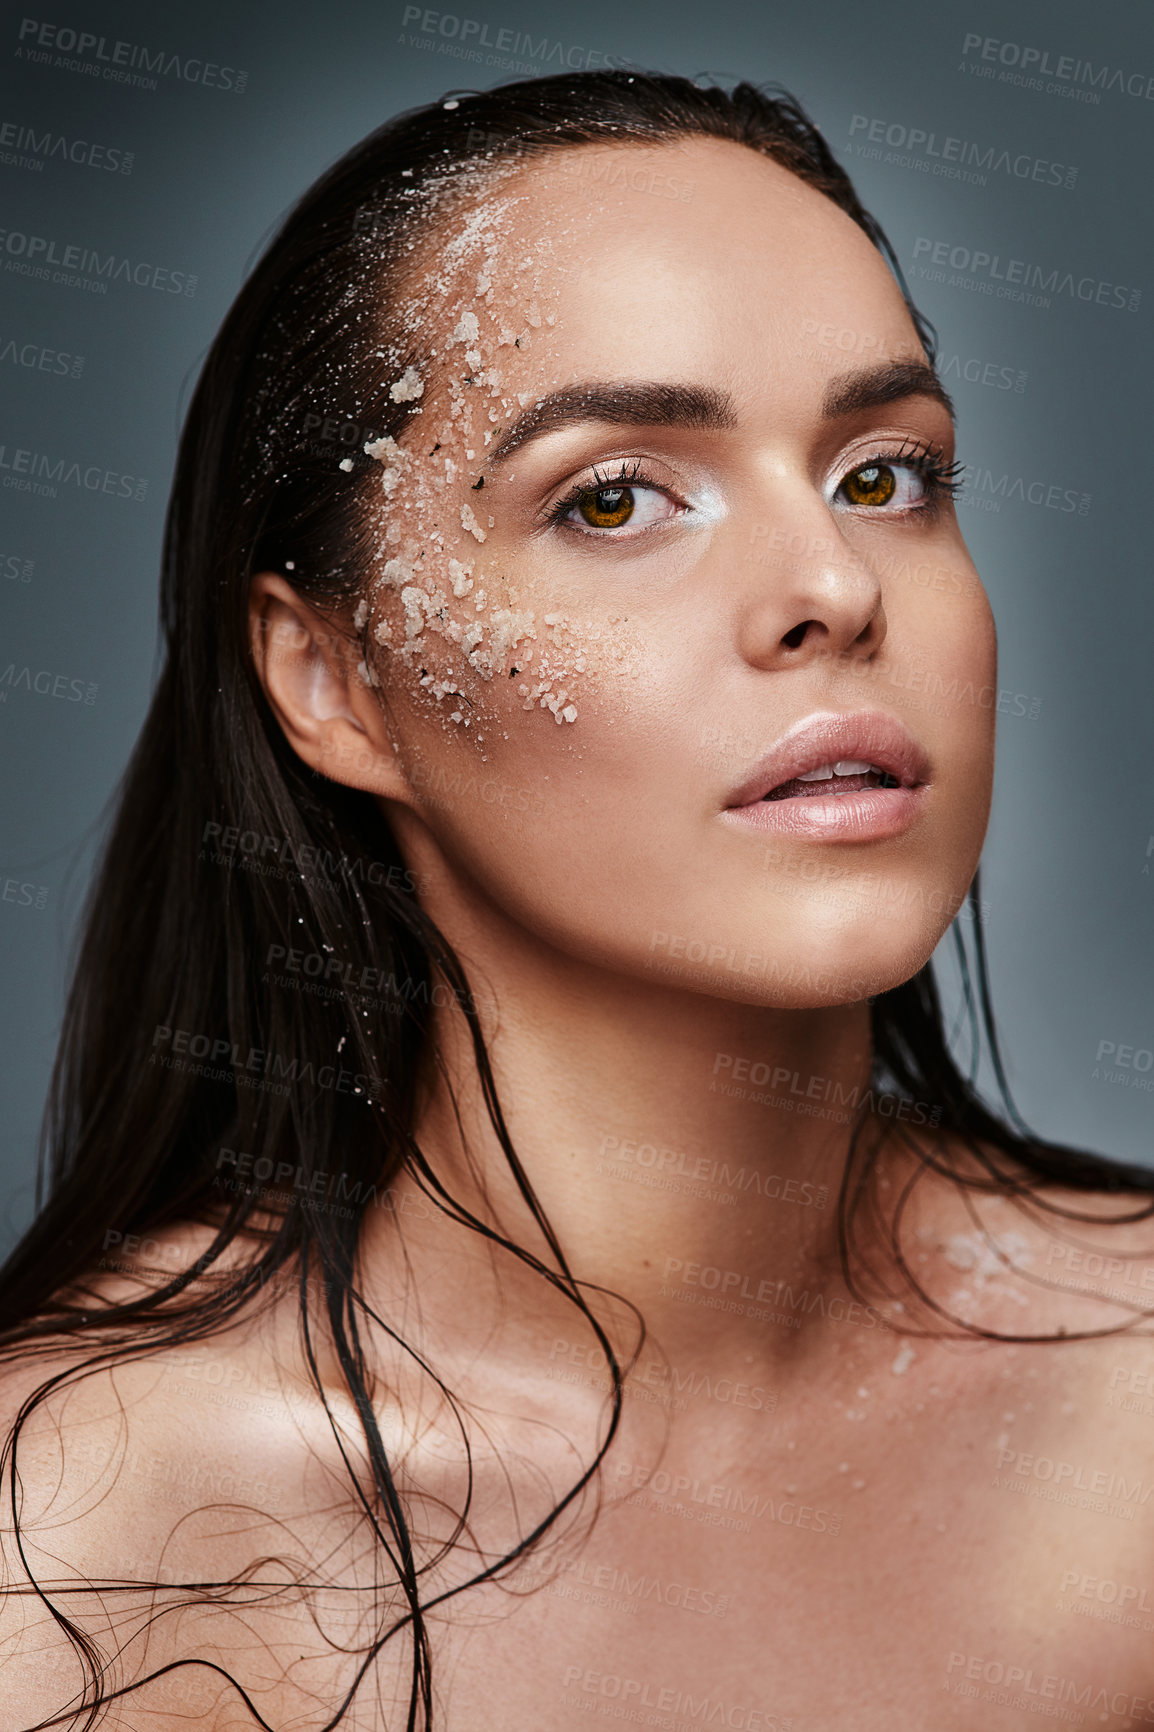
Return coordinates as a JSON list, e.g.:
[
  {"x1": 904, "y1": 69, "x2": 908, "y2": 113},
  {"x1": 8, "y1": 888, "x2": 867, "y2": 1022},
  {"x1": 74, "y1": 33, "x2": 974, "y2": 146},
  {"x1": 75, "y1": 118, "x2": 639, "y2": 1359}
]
[
  {"x1": 961, "y1": 32, "x2": 1154, "y2": 101},
  {"x1": 0, "y1": 229, "x2": 195, "y2": 295},
  {"x1": 15, "y1": 19, "x2": 247, "y2": 92},
  {"x1": 848, "y1": 115, "x2": 1076, "y2": 189},
  {"x1": 912, "y1": 238, "x2": 1140, "y2": 312},
  {"x1": 399, "y1": 6, "x2": 631, "y2": 71},
  {"x1": 0, "y1": 120, "x2": 133, "y2": 173},
  {"x1": 0, "y1": 441, "x2": 146, "y2": 501}
]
